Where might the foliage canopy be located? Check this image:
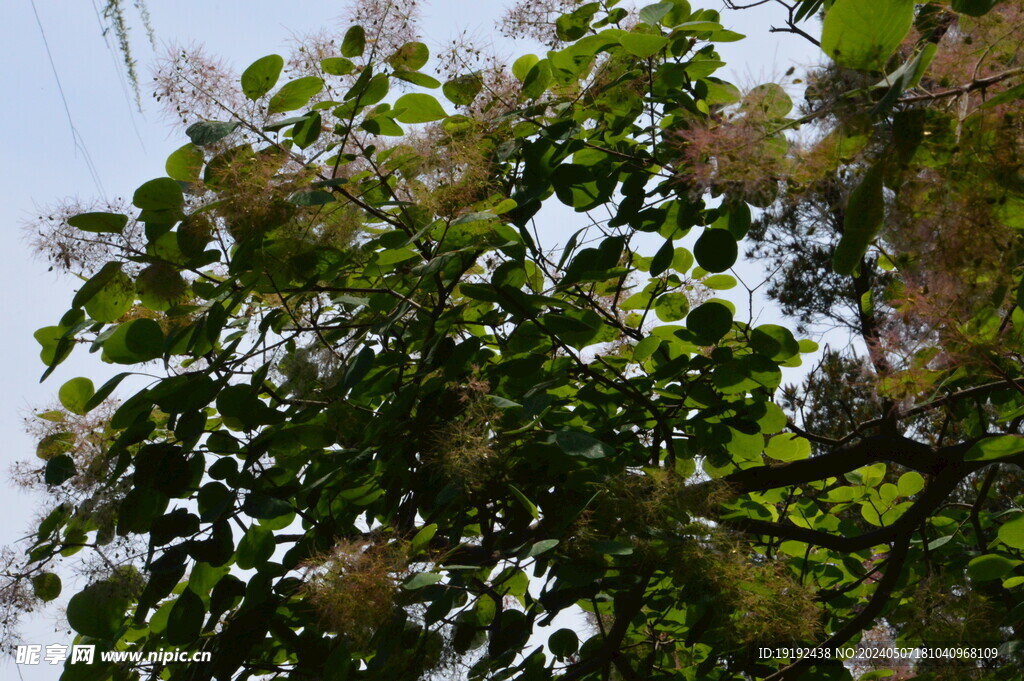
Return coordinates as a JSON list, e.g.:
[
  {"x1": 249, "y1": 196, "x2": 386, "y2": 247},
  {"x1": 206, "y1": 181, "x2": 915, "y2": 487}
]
[{"x1": 9, "y1": 0, "x2": 1024, "y2": 680}]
